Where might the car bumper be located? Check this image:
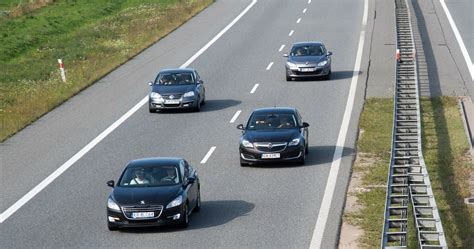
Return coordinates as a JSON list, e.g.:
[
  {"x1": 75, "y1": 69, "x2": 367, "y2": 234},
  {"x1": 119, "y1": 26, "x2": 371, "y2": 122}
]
[
  {"x1": 286, "y1": 65, "x2": 330, "y2": 78},
  {"x1": 107, "y1": 205, "x2": 183, "y2": 228},
  {"x1": 149, "y1": 98, "x2": 198, "y2": 110},
  {"x1": 239, "y1": 144, "x2": 305, "y2": 164}
]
